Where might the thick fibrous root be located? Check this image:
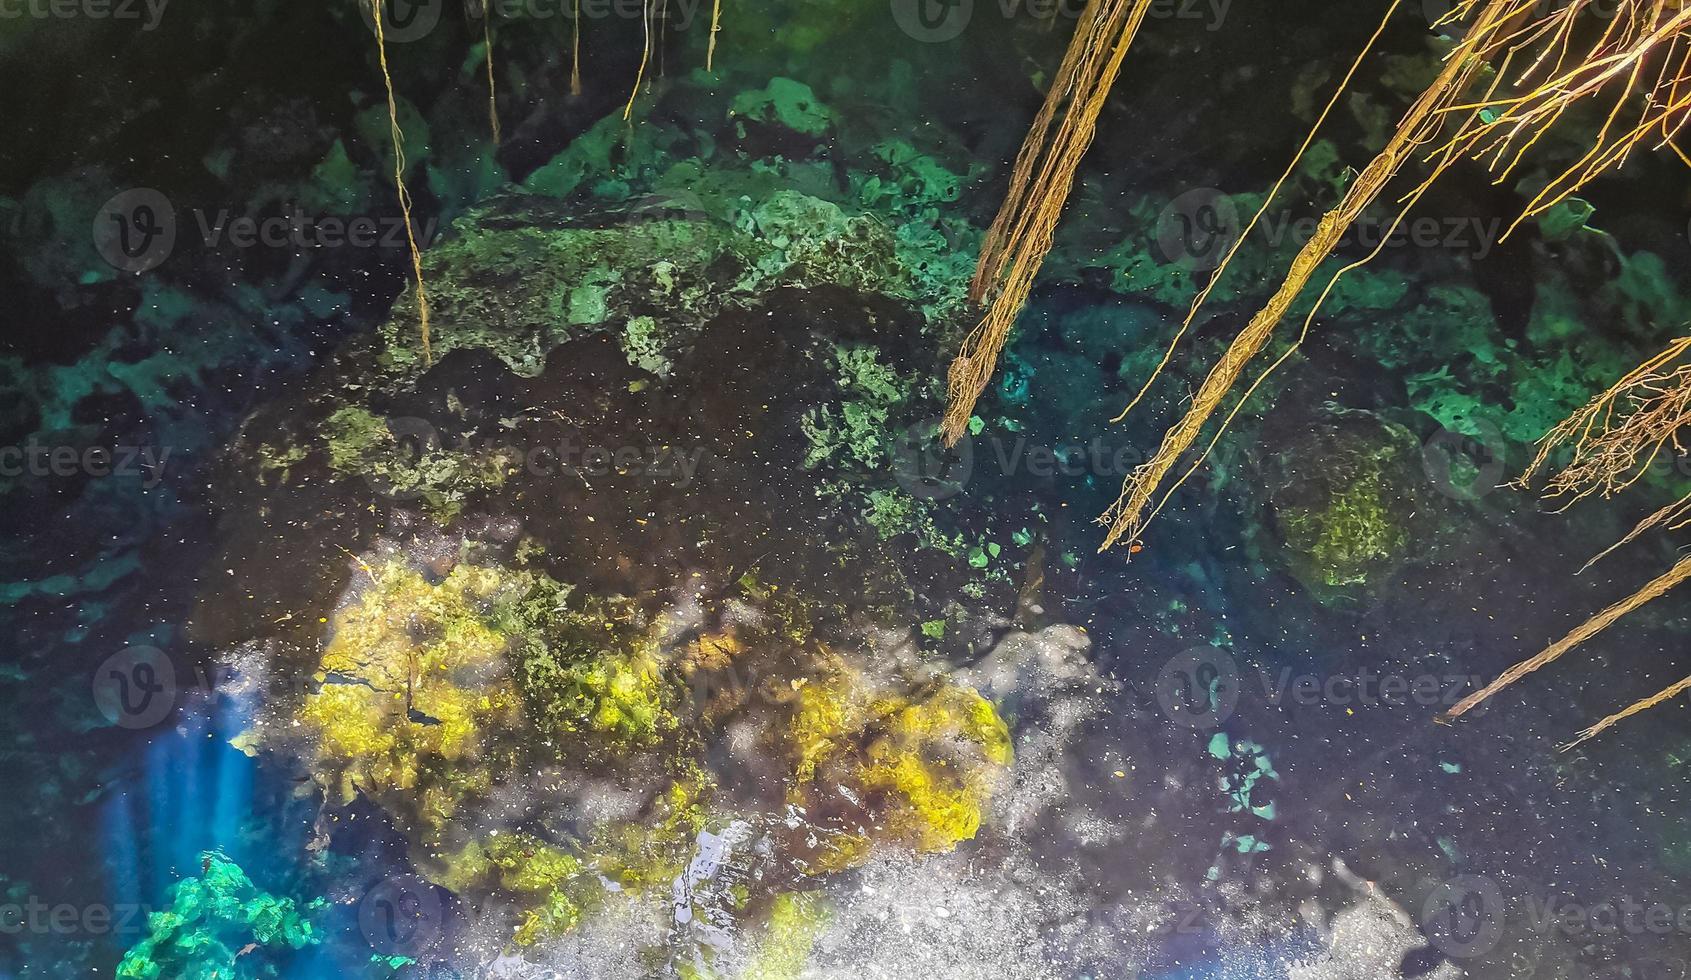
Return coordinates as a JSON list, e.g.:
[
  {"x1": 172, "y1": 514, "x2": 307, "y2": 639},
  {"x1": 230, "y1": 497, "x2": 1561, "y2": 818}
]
[
  {"x1": 939, "y1": 0, "x2": 1158, "y2": 445},
  {"x1": 1096, "y1": 3, "x2": 1508, "y2": 549},
  {"x1": 1098, "y1": 0, "x2": 1691, "y2": 551},
  {"x1": 1438, "y1": 553, "x2": 1691, "y2": 723},
  {"x1": 1524, "y1": 337, "x2": 1691, "y2": 502}
]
